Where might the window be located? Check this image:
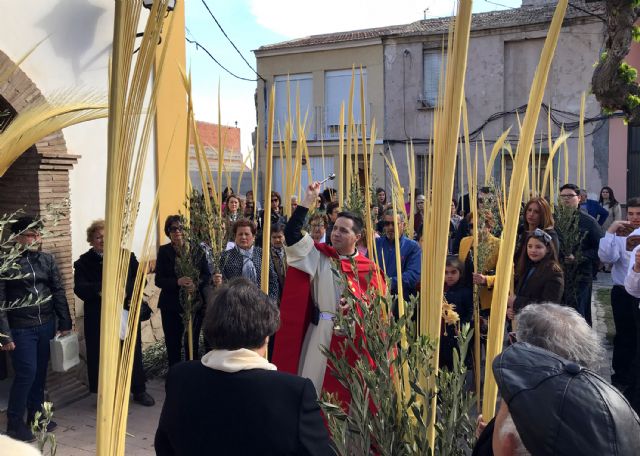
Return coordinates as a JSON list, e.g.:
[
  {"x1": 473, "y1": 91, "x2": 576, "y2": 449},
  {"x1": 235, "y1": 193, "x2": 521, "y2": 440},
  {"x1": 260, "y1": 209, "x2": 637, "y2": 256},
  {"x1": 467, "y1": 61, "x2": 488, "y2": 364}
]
[
  {"x1": 274, "y1": 74, "x2": 313, "y2": 140},
  {"x1": 422, "y1": 50, "x2": 444, "y2": 108},
  {"x1": 324, "y1": 68, "x2": 367, "y2": 139},
  {"x1": 272, "y1": 156, "x2": 335, "y2": 196}
]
